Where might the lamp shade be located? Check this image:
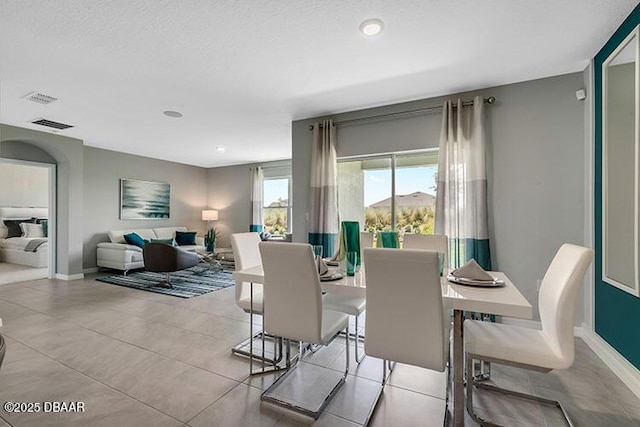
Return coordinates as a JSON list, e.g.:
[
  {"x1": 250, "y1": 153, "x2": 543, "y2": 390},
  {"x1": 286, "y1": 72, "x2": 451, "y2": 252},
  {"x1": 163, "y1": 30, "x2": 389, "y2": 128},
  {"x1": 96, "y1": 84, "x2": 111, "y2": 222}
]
[{"x1": 202, "y1": 209, "x2": 219, "y2": 221}]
